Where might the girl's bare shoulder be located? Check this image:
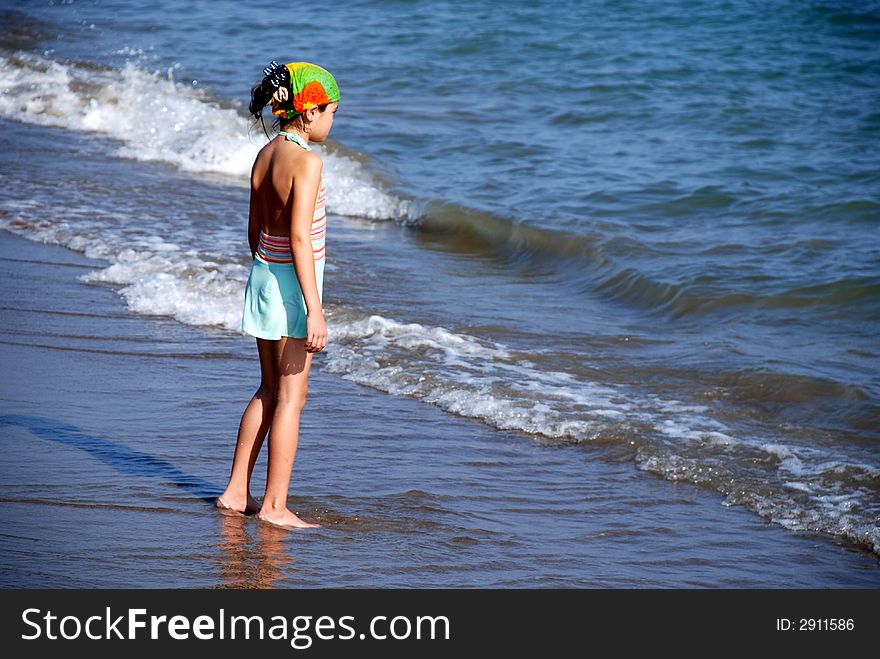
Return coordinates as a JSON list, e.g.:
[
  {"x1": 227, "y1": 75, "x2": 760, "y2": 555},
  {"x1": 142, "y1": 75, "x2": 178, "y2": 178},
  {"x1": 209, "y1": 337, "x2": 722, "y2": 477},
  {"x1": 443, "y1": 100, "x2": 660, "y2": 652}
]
[
  {"x1": 280, "y1": 146, "x2": 322, "y2": 181},
  {"x1": 296, "y1": 149, "x2": 323, "y2": 173},
  {"x1": 250, "y1": 139, "x2": 322, "y2": 188}
]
